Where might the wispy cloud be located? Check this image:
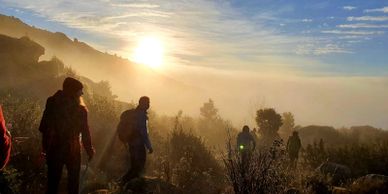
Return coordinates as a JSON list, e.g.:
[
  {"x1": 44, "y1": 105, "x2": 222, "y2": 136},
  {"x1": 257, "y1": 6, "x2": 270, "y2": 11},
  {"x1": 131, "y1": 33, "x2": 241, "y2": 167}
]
[
  {"x1": 347, "y1": 16, "x2": 388, "y2": 21},
  {"x1": 364, "y1": 6, "x2": 388, "y2": 13},
  {"x1": 338, "y1": 23, "x2": 388, "y2": 29},
  {"x1": 322, "y1": 30, "x2": 385, "y2": 35},
  {"x1": 1, "y1": 0, "x2": 314, "y2": 70},
  {"x1": 302, "y1": 18, "x2": 313, "y2": 22},
  {"x1": 111, "y1": 3, "x2": 160, "y2": 8},
  {"x1": 295, "y1": 38, "x2": 352, "y2": 55},
  {"x1": 343, "y1": 6, "x2": 357, "y2": 11},
  {"x1": 2, "y1": 0, "x2": 387, "y2": 76}
]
